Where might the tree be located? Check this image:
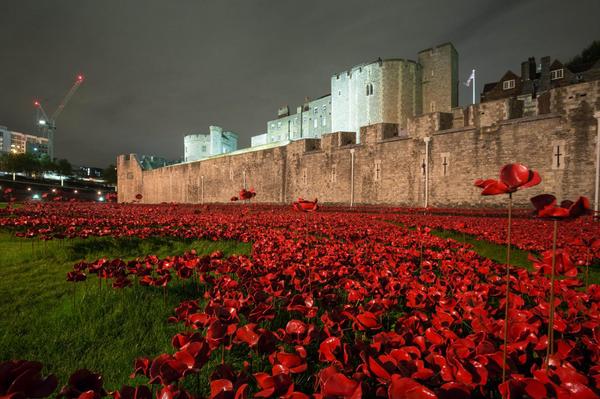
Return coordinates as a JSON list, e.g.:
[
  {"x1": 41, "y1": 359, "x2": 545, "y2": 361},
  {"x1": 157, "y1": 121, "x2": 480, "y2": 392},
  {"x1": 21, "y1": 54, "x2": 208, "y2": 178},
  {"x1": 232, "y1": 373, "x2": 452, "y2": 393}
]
[
  {"x1": 102, "y1": 164, "x2": 117, "y2": 185},
  {"x1": 567, "y1": 41, "x2": 600, "y2": 69},
  {"x1": 56, "y1": 159, "x2": 73, "y2": 176}
]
